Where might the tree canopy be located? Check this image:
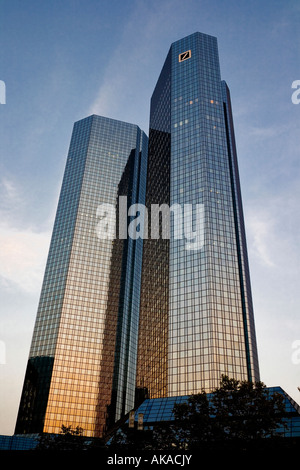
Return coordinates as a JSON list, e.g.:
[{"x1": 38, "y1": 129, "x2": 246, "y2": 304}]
[
  {"x1": 34, "y1": 377, "x2": 289, "y2": 452},
  {"x1": 109, "y1": 375, "x2": 288, "y2": 452},
  {"x1": 162, "y1": 375, "x2": 287, "y2": 450},
  {"x1": 36, "y1": 425, "x2": 90, "y2": 451}
]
